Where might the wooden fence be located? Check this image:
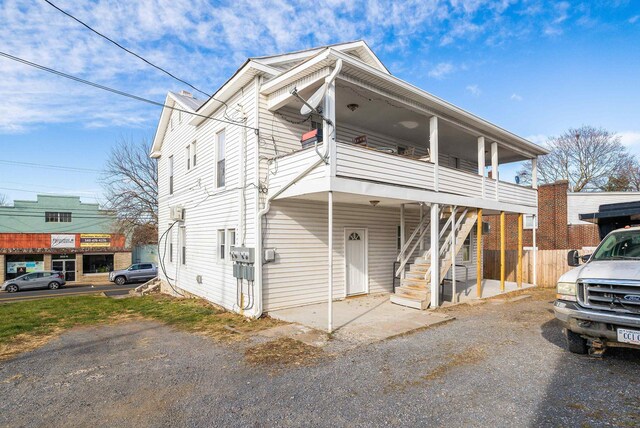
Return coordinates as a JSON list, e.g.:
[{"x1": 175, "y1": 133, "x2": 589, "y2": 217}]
[{"x1": 483, "y1": 249, "x2": 579, "y2": 288}]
